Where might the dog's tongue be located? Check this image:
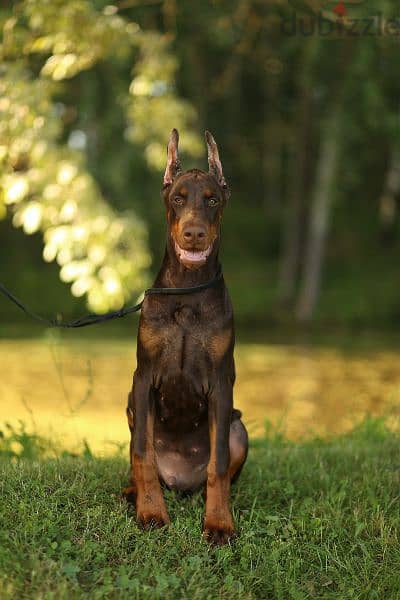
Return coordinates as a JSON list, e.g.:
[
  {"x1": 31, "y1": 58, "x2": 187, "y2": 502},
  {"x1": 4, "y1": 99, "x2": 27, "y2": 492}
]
[{"x1": 175, "y1": 242, "x2": 211, "y2": 264}]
